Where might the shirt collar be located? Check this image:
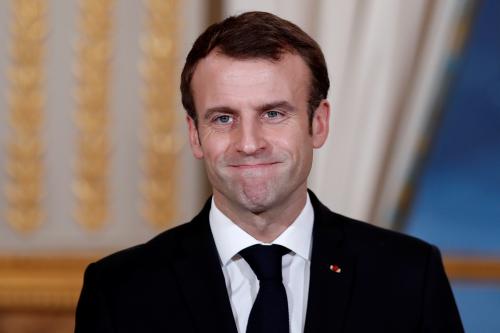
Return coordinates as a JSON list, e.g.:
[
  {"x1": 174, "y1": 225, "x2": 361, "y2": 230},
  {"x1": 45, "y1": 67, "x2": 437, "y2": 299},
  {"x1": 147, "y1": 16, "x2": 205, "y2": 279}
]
[{"x1": 209, "y1": 194, "x2": 314, "y2": 266}]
